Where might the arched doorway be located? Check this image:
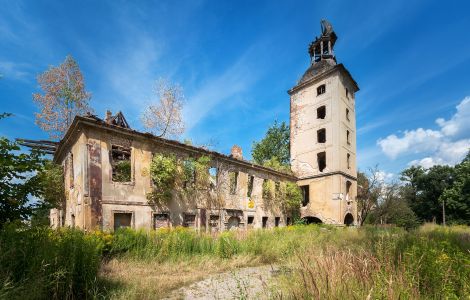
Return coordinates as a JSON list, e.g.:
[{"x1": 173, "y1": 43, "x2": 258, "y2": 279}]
[
  {"x1": 344, "y1": 213, "x2": 354, "y2": 226},
  {"x1": 303, "y1": 216, "x2": 323, "y2": 224},
  {"x1": 227, "y1": 216, "x2": 240, "y2": 230}
]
